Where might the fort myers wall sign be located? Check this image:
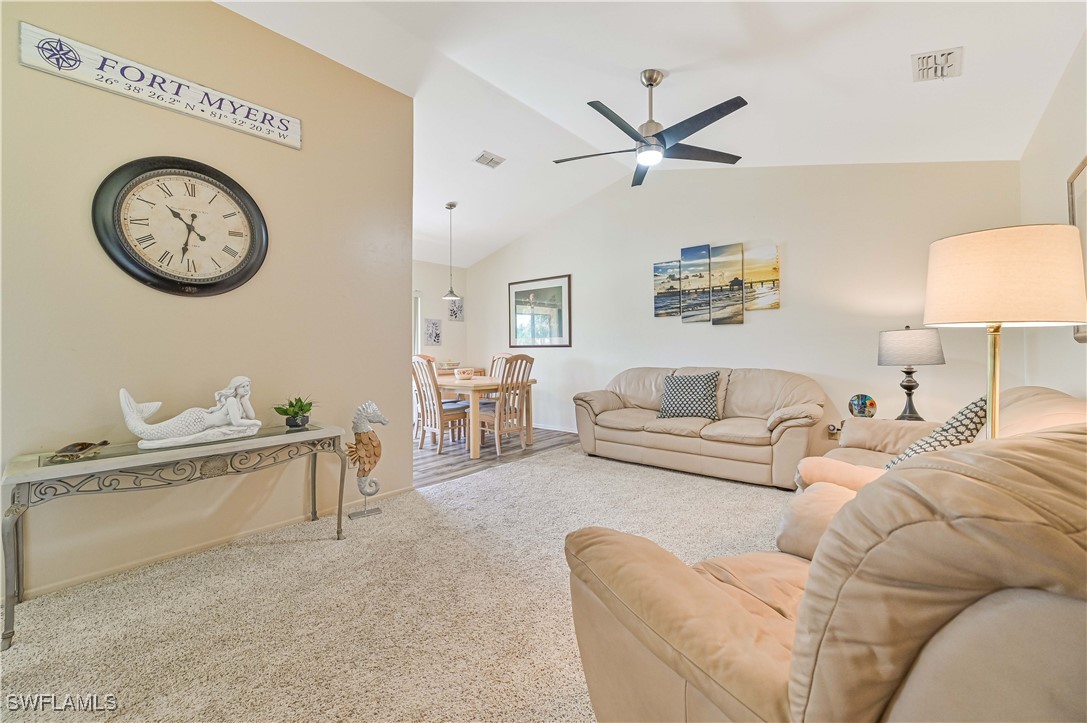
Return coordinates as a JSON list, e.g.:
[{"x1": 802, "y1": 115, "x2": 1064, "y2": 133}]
[{"x1": 19, "y1": 22, "x2": 302, "y2": 150}]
